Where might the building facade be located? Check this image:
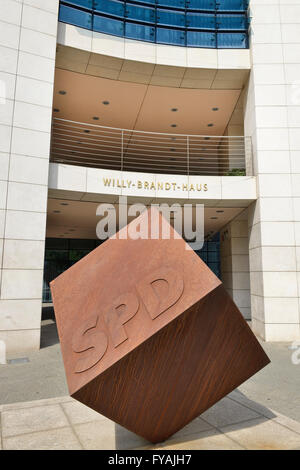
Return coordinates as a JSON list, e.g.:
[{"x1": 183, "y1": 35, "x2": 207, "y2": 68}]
[{"x1": 0, "y1": 0, "x2": 299, "y2": 353}]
